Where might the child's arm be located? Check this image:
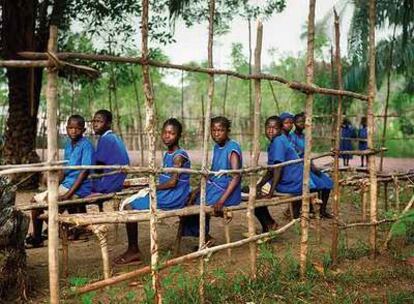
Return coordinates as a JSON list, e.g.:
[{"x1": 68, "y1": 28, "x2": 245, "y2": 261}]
[
  {"x1": 266, "y1": 166, "x2": 282, "y2": 199},
  {"x1": 58, "y1": 170, "x2": 89, "y2": 201},
  {"x1": 213, "y1": 151, "x2": 241, "y2": 214},
  {"x1": 156, "y1": 155, "x2": 186, "y2": 190},
  {"x1": 256, "y1": 169, "x2": 273, "y2": 198}
]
